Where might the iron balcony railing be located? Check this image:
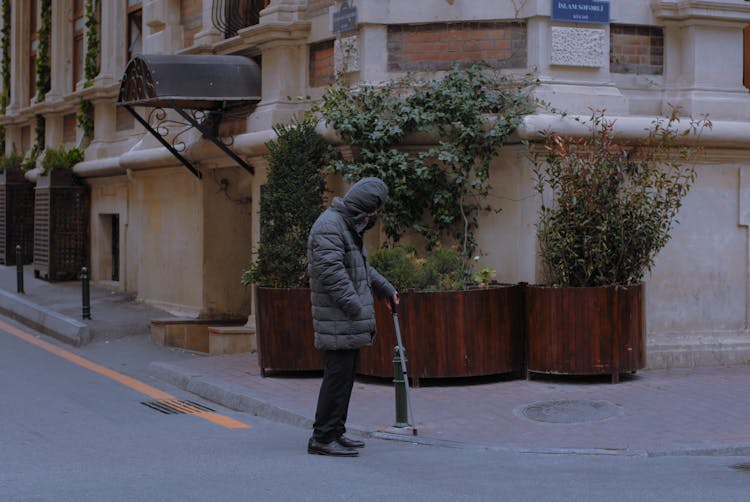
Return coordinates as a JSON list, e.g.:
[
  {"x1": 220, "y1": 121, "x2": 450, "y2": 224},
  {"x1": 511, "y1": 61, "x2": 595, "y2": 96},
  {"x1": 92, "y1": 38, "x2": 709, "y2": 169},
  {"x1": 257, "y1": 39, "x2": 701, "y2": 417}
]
[{"x1": 211, "y1": 0, "x2": 269, "y2": 39}]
